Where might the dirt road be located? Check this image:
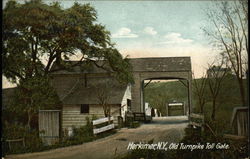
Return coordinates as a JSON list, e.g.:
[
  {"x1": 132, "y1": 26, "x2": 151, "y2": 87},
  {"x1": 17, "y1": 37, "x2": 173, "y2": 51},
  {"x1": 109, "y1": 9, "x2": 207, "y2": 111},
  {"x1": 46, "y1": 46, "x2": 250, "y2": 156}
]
[{"x1": 6, "y1": 116, "x2": 188, "y2": 159}]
